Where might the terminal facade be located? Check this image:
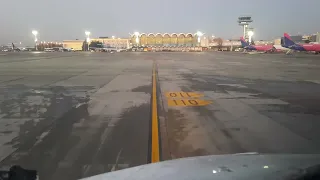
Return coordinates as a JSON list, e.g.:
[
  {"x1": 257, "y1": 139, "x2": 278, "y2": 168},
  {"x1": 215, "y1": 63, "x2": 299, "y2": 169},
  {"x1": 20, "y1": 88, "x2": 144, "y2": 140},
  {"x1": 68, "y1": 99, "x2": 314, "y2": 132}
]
[
  {"x1": 130, "y1": 33, "x2": 203, "y2": 47},
  {"x1": 91, "y1": 38, "x2": 130, "y2": 49}
]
